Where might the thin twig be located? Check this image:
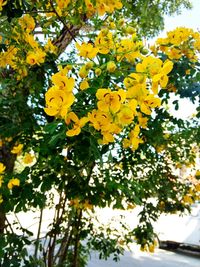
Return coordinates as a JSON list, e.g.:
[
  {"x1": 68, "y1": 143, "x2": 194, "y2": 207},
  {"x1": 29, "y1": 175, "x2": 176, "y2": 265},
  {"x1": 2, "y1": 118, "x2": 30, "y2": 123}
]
[
  {"x1": 49, "y1": 0, "x2": 77, "y2": 42},
  {"x1": 34, "y1": 208, "x2": 43, "y2": 259}
]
